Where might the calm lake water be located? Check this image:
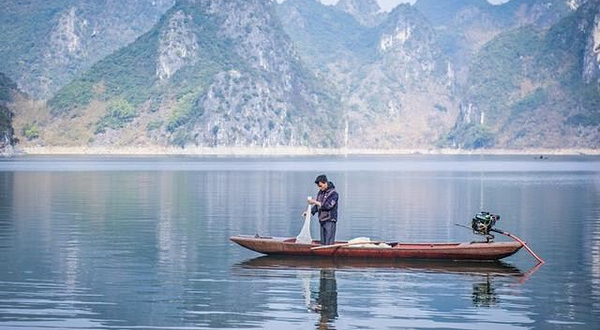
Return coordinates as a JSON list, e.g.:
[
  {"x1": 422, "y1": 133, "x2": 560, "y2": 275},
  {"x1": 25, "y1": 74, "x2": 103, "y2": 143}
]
[{"x1": 0, "y1": 155, "x2": 599, "y2": 330}]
